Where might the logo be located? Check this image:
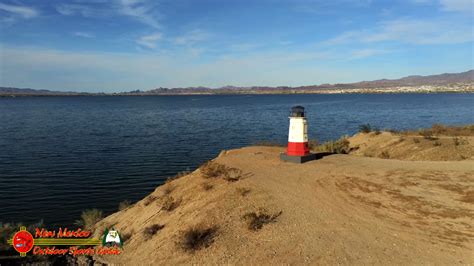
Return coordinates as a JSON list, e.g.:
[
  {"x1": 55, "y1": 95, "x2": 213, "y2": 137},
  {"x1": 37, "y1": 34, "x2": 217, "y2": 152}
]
[{"x1": 7, "y1": 227, "x2": 122, "y2": 257}]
